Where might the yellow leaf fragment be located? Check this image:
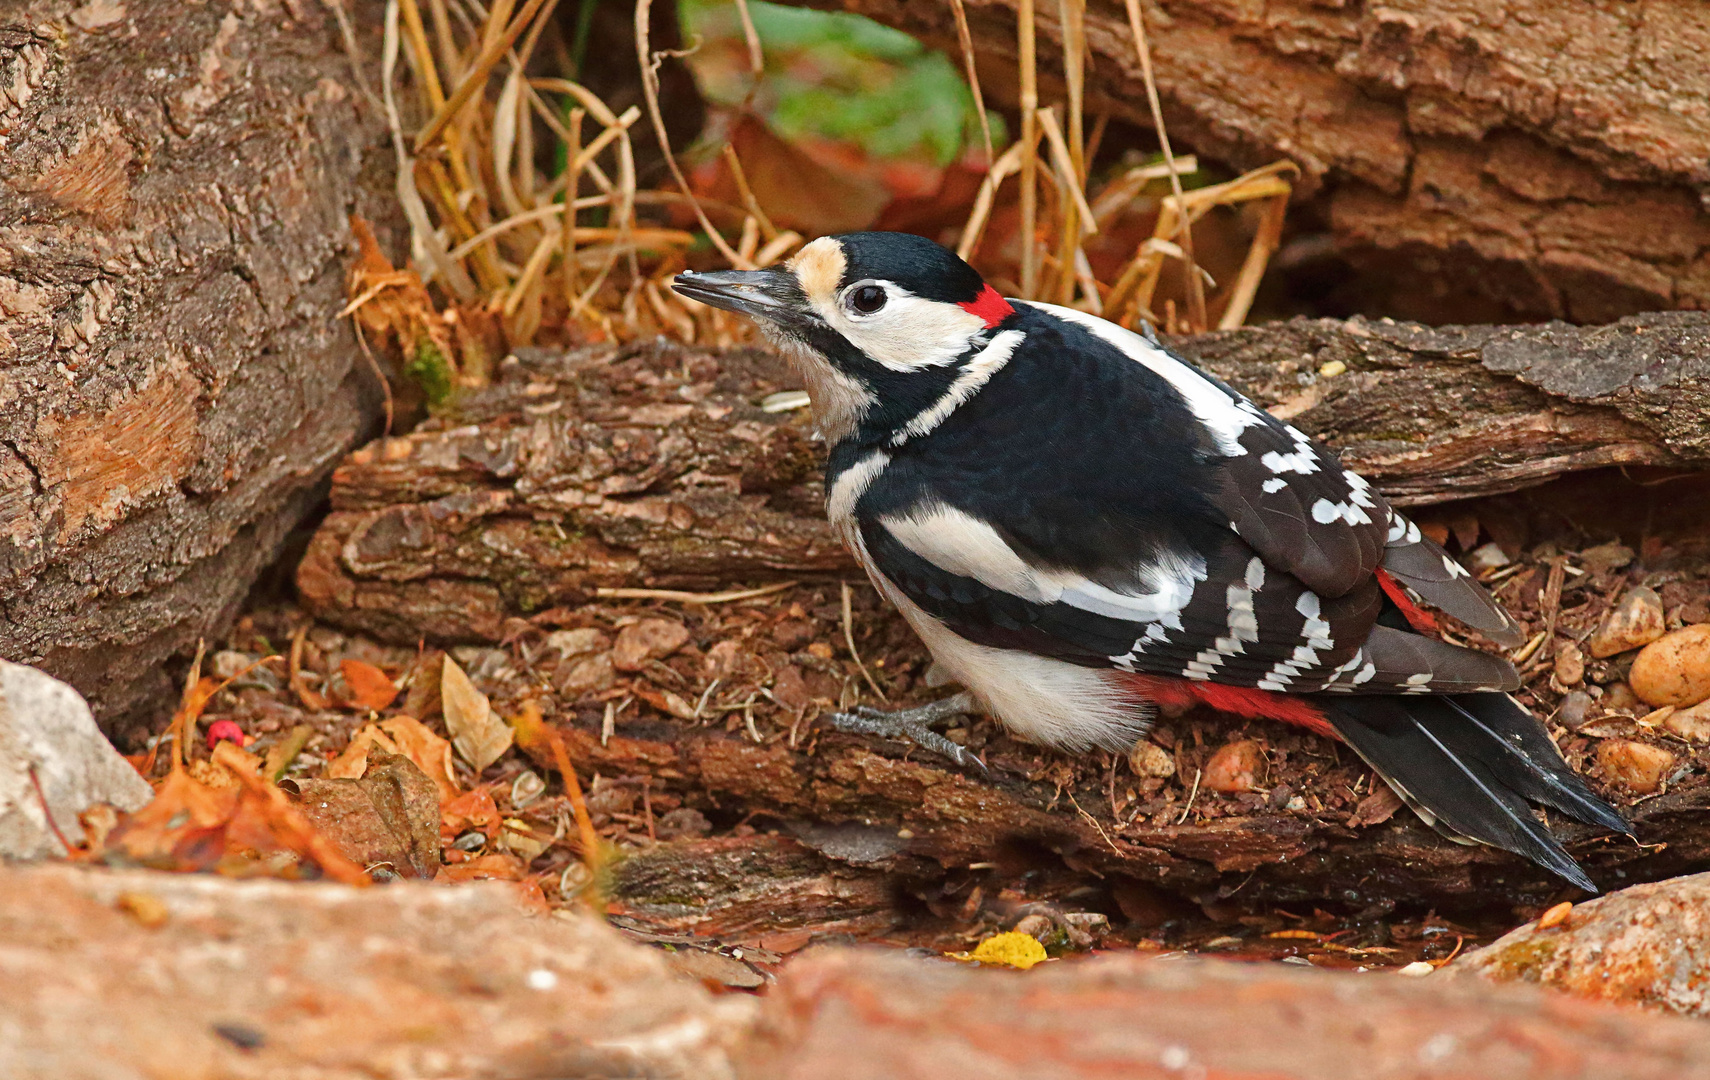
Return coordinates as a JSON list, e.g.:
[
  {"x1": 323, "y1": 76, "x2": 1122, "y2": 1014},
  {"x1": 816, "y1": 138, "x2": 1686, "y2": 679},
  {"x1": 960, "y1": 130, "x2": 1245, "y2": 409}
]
[{"x1": 949, "y1": 931, "x2": 1050, "y2": 971}]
